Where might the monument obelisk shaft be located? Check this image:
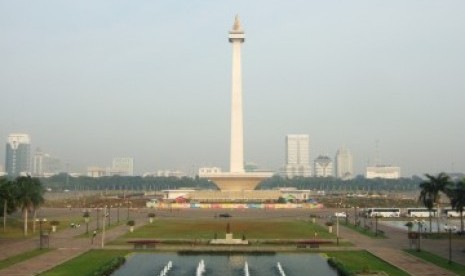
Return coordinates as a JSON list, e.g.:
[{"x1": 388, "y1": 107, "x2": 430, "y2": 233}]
[{"x1": 229, "y1": 16, "x2": 245, "y2": 173}]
